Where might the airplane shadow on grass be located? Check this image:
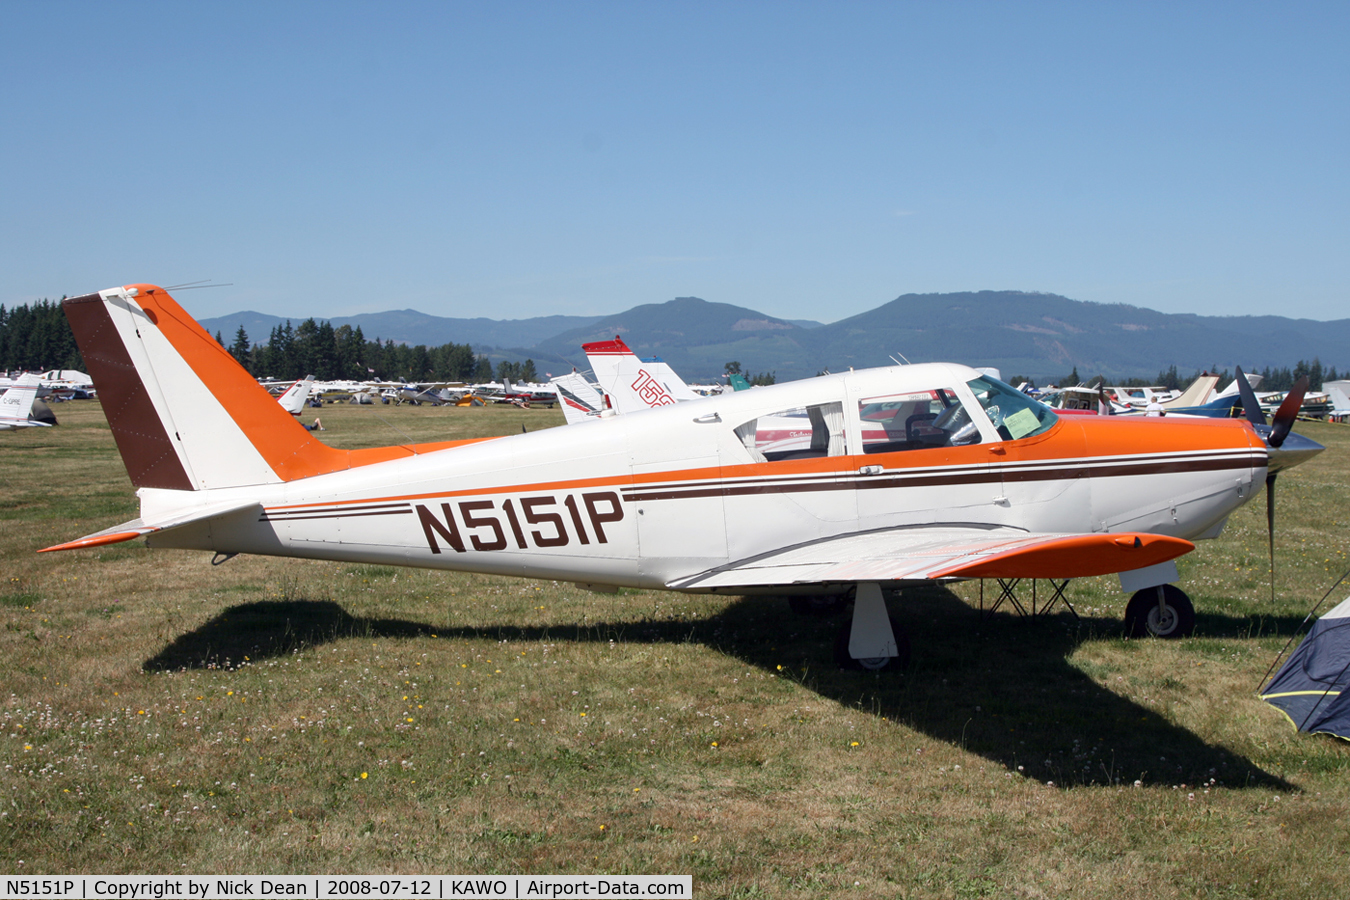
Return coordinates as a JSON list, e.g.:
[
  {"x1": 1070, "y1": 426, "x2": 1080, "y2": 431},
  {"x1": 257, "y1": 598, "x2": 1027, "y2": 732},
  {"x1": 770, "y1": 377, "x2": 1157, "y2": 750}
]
[{"x1": 144, "y1": 585, "x2": 1297, "y2": 791}]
